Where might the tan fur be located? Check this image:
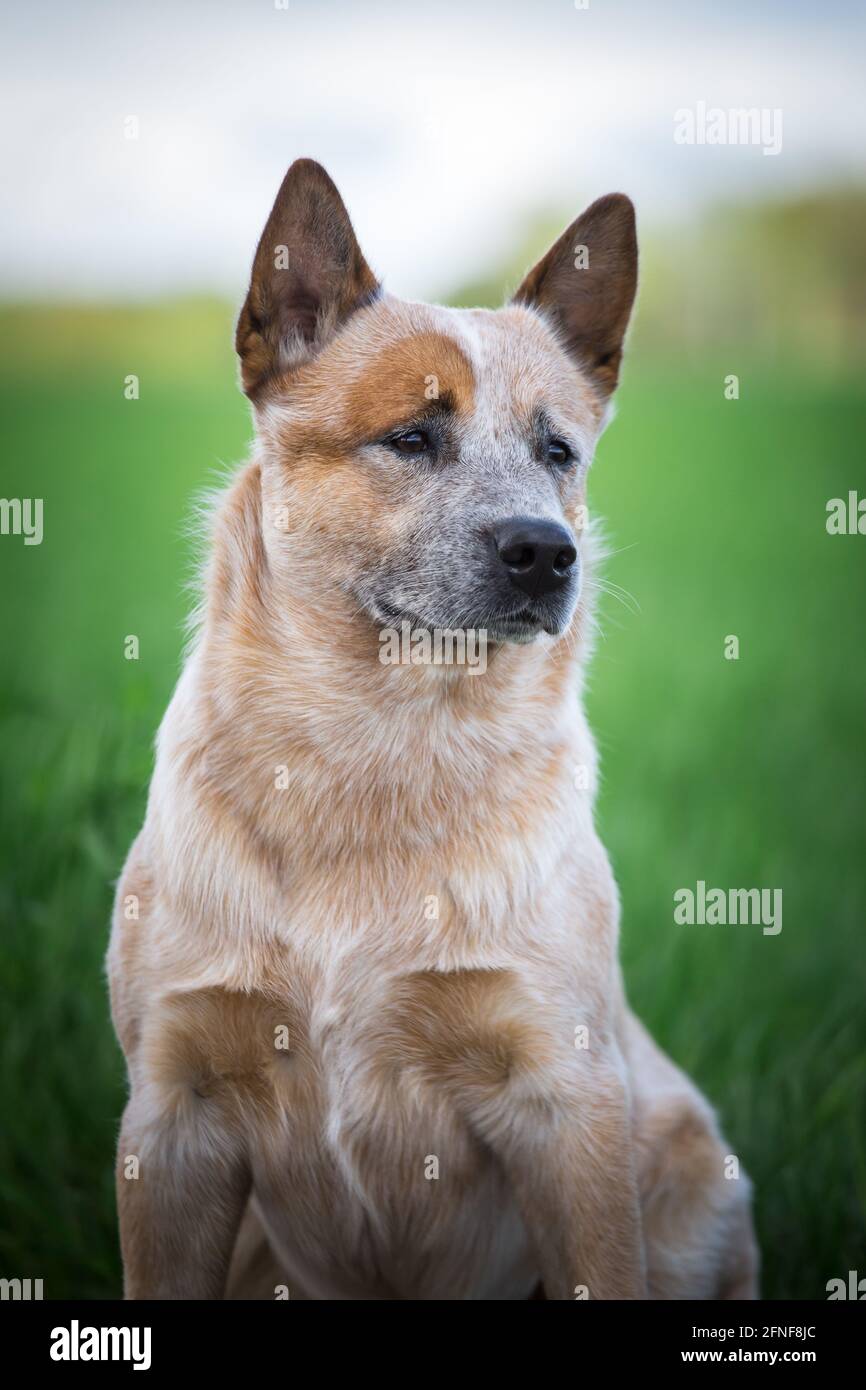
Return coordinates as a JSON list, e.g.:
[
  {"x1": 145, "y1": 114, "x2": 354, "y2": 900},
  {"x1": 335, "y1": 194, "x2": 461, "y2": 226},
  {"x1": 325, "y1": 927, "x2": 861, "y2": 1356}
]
[{"x1": 108, "y1": 161, "x2": 758, "y2": 1301}]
